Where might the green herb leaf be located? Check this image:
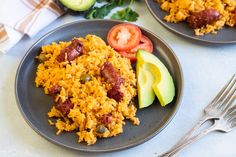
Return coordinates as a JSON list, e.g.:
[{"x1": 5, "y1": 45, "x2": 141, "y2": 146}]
[
  {"x1": 96, "y1": 0, "x2": 137, "y2": 5},
  {"x1": 111, "y1": 7, "x2": 139, "y2": 22},
  {"x1": 96, "y1": 0, "x2": 105, "y2": 3},
  {"x1": 108, "y1": 0, "x2": 126, "y2": 6},
  {"x1": 86, "y1": 0, "x2": 140, "y2": 20},
  {"x1": 85, "y1": 3, "x2": 116, "y2": 19}
]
